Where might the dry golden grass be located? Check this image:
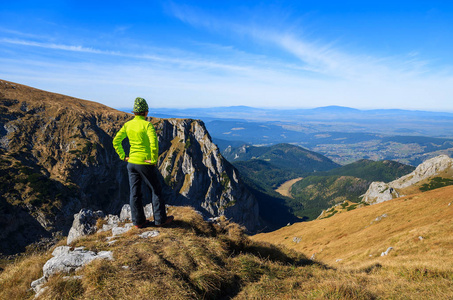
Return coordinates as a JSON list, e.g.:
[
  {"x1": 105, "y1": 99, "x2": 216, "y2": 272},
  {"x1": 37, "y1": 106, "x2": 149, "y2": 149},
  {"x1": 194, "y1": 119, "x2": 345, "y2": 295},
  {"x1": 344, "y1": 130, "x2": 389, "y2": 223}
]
[
  {"x1": 253, "y1": 185, "x2": 453, "y2": 298},
  {"x1": 254, "y1": 185, "x2": 453, "y2": 265},
  {"x1": 0, "y1": 253, "x2": 51, "y2": 299},
  {"x1": 1, "y1": 201, "x2": 453, "y2": 299},
  {"x1": 275, "y1": 177, "x2": 303, "y2": 198}
]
